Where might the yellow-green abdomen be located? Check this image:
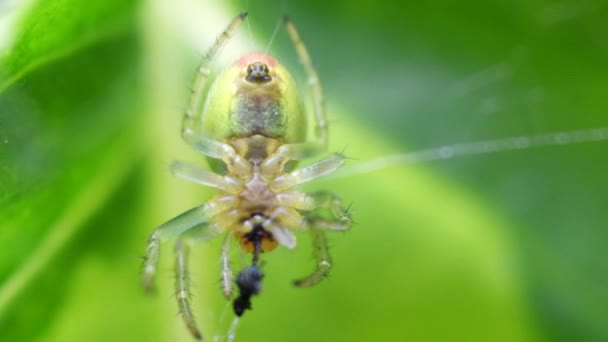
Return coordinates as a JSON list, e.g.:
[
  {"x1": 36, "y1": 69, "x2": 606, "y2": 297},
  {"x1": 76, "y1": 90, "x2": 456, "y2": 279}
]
[{"x1": 201, "y1": 53, "x2": 308, "y2": 144}]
